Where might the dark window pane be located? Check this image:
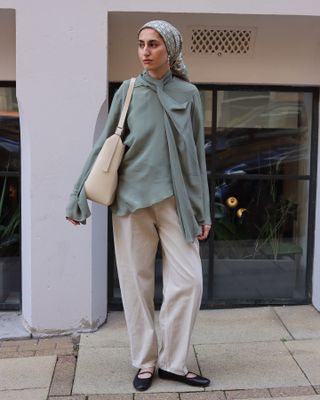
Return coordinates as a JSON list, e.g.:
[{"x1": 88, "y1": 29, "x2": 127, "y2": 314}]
[
  {"x1": 0, "y1": 85, "x2": 21, "y2": 309},
  {"x1": 209, "y1": 178, "x2": 308, "y2": 300}
]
